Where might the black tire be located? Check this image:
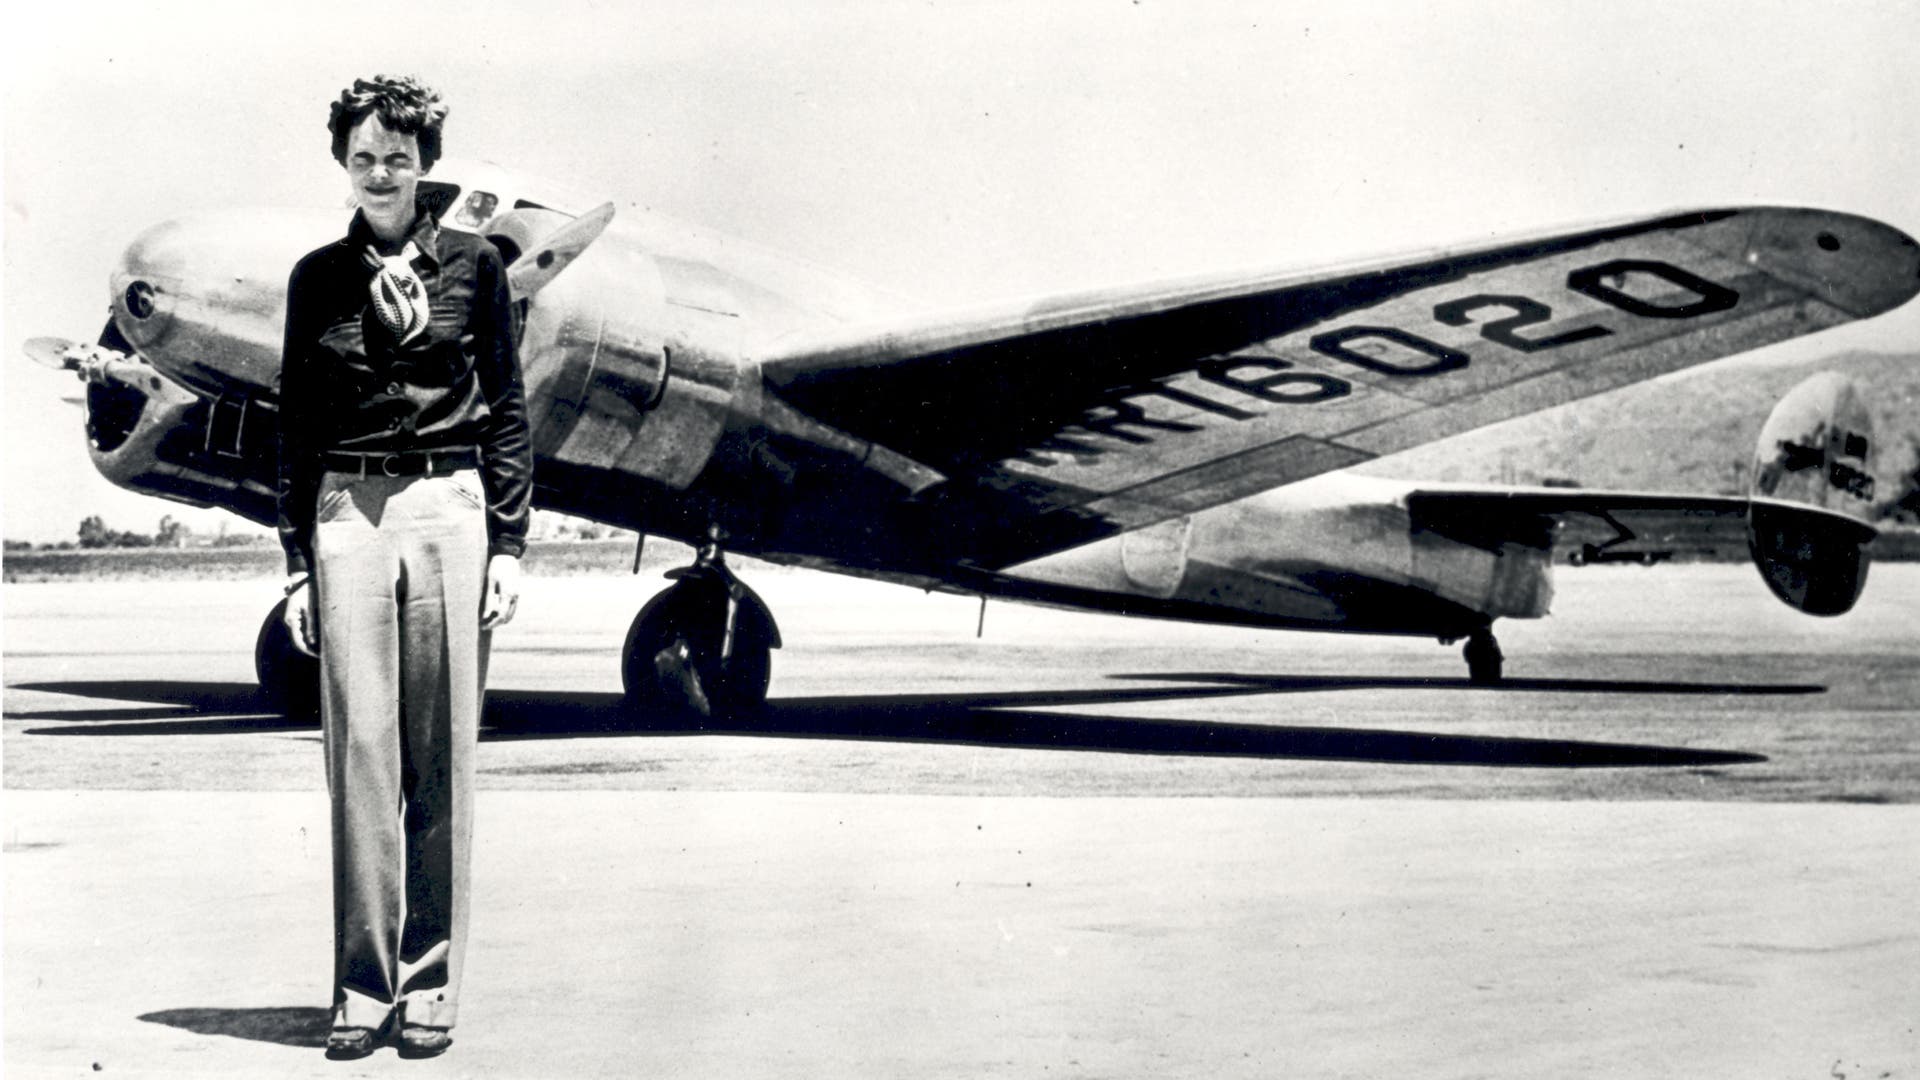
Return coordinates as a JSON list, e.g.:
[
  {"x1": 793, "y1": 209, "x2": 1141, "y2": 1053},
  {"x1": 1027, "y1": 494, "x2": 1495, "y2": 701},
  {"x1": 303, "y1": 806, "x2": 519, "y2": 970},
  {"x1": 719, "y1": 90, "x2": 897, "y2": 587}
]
[
  {"x1": 1464, "y1": 628, "x2": 1504, "y2": 685},
  {"x1": 254, "y1": 597, "x2": 321, "y2": 721},
  {"x1": 621, "y1": 582, "x2": 773, "y2": 718}
]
